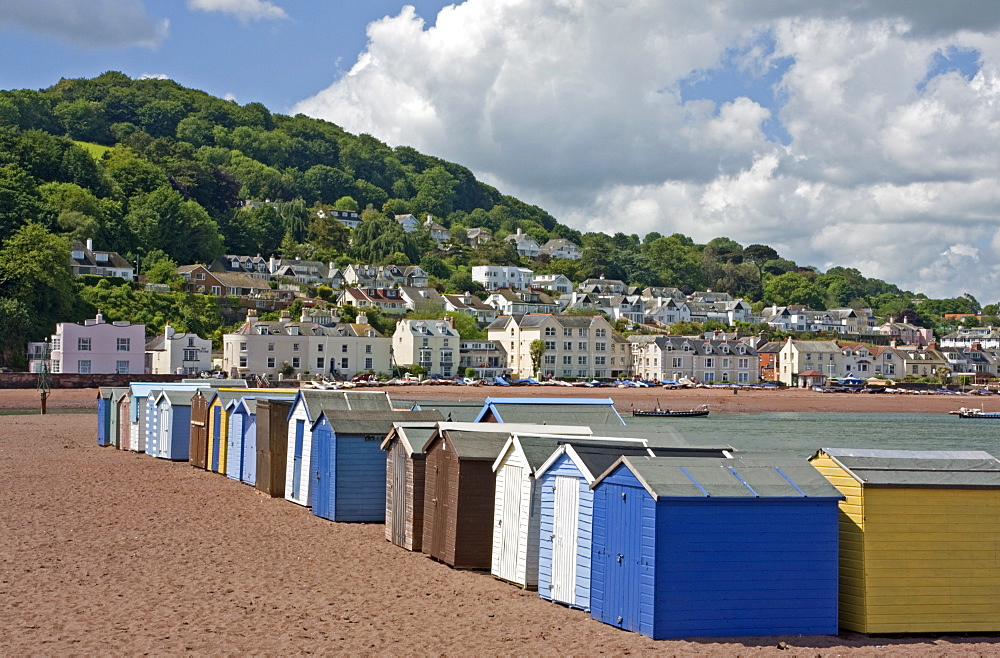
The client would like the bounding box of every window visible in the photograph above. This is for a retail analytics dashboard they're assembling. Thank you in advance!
[188,338,195,347]
[292,357,300,369]
[563,341,573,351]
[211,286,221,295]
[563,356,572,365]
[562,369,572,376]
[672,357,683,368]
[544,355,556,365]
[564,328,573,337]
[196,272,206,281]
[578,369,588,378]
[51,359,61,373]
[317,344,324,352]
[116,360,129,374]
[268,343,274,352]
[316,358,325,369]
[578,341,587,351]
[267,357,275,368]
[365,357,373,369]
[78,337,91,351]
[183,350,198,362]
[239,356,247,368]
[577,356,588,365]
[78,360,91,374]
[722,358,730,368]
[595,356,606,365]
[239,341,248,352]
[705,357,714,368]
[293,343,300,352]
[738,372,749,383]
[579,328,588,337]
[738,358,749,369]
[596,328,606,338]
[595,342,606,351]
[365,345,372,354]
[117,338,130,352]
[544,327,556,336]
[544,340,555,350]
[704,372,714,382]
[342,358,349,369]
[342,344,348,353]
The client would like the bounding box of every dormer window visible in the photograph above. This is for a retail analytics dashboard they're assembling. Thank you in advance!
[288,326,299,336]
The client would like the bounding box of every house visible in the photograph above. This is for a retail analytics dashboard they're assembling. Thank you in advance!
[578,276,627,295]
[810,447,1000,633]
[940,344,993,380]
[488,314,630,380]
[399,286,446,313]
[473,397,625,426]
[423,216,450,243]
[338,287,408,315]
[178,264,272,297]
[756,341,784,382]
[342,264,429,289]
[491,434,651,589]
[539,238,582,260]
[209,254,270,279]
[471,265,534,291]
[504,228,541,258]
[685,299,754,326]
[70,239,134,280]
[589,456,842,639]
[285,390,395,507]
[628,336,760,384]
[223,309,389,379]
[458,340,509,379]
[309,409,443,523]
[395,213,420,232]
[442,292,497,326]
[381,421,443,551]
[466,227,493,247]
[46,311,146,375]
[642,296,691,327]
[898,344,950,379]
[777,338,843,387]
[876,319,935,346]
[392,318,461,378]
[484,289,559,316]
[317,207,360,229]
[531,274,573,295]
[268,257,328,285]
[939,327,1000,349]
[146,324,212,376]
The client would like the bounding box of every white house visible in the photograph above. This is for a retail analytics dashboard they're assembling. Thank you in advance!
[539,238,582,260]
[777,339,842,386]
[471,265,534,291]
[484,289,560,316]
[532,273,573,294]
[504,228,542,258]
[395,214,420,232]
[146,324,212,375]
[392,318,461,378]
[70,239,134,280]
[629,336,759,384]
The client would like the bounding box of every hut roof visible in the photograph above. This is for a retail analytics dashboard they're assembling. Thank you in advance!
[159,389,204,406]
[437,429,512,460]
[318,409,443,435]
[497,434,650,473]
[297,390,394,417]
[813,447,1000,489]
[402,399,485,422]
[597,456,844,500]
[379,422,441,455]
[474,397,625,425]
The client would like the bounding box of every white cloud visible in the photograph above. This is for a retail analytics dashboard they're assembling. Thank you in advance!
[293,0,1000,302]
[138,73,169,80]
[0,0,167,49]
[186,0,287,23]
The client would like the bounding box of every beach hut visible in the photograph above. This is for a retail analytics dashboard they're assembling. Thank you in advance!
[126,382,205,453]
[144,391,164,456]
[535,439,734,610]
[96,387,114,446]
[117,390,131,450]
[189,389,211,469]
[226,393,298,485]
[381,422,441,551]
[474,397,626,426]
[310,409,443,523]
[491,434,652,590]
[809,447,1000,634]
[255,398,294,497]
[285,390,395,507]
[588,456,842,640]
[405,399,485,422]
[152,389,202,460]
[421,422,592,569]
[107,387,129,449]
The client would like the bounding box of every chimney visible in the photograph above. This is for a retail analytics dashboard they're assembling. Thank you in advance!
[279,310,291,323]
[269,256,276,273]
[86,238,93,251]
[972,341,982,351]
[95,309,105,324]
[516,227,522,235]
[165,322,175,339]
[447,315,455,328]
[246,308,258,322]
[300,309,311,323]
[890,339,897,348]
[356,311,369,326]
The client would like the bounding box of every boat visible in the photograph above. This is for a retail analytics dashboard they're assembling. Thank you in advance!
[632,403,709,418]
[955,406,1000,419]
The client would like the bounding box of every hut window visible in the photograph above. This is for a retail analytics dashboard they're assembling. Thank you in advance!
[365,345,372,353]
[268,343,274,351]
[239,356,247,368]
[293,343,300,352]
[365,357,372,369]
[240,342,248,352]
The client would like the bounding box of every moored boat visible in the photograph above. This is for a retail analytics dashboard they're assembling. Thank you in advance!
[956,407,1000,419]
[632,403,709,418]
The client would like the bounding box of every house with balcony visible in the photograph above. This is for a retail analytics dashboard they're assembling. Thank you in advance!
[40,311,146,375]
[939,327,1000,349]
[643,296,692,327]
[578,276,627,295]
[209,254,270,280]
[628,335,759,384]
[442,292,497,326]
[337,287,408,315]
[146,324,212,376]
[504,228,542,258]
[472,265,534,291]
[392,318,461,378]
[458,339,510,379]
[484,289,559,316]
[317,207,360,229]
[424,216,450,243]
[540,238,582,260]
[532,274,573,295]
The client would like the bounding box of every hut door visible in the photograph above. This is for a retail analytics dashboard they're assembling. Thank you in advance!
[430,446,451,559]
[496,464,523,583]
[291,419,306,501]
[159,407,171,458]
[551,476,579,606]
[596,483,642,632]
[229,413,244,480]
[243,418,256,484]
[118,400,130,451]
[390,443,407,547]
[211,406,222,471]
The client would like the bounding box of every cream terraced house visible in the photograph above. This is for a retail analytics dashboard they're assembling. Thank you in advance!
[223,309,389,379]
[488,314,630,380]
[392,318,461,378]
[628,335,759,384]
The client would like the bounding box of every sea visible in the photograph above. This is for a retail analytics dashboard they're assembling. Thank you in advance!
[626,412,1000,458]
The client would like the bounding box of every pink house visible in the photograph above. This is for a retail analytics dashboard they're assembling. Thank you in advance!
[876,319,934,347]
[47,312,146,375]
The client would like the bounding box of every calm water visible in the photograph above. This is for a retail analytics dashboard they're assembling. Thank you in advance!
[627,412,1000,458]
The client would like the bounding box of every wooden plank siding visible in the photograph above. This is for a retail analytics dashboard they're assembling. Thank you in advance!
[538,454,594,610]
[809,453,867,630]
[255,399,291,498]
[189,392,210,469]
[384,442,426,551]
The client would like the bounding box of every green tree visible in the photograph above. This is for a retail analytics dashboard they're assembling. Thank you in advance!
[333,195,359,211]
[307,211,350,254]
[125,186,223,263]
[529,339,546,378]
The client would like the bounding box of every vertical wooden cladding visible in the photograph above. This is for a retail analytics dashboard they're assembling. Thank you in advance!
[382,423,441,552]
[189,391,210,469]
[117,394,130,451]
[256,399,292,498]
[422,429,510,569]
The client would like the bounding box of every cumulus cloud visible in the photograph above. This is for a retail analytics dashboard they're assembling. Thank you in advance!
[138,73,169,80]
[293,0,1000,301]
[186,0,287,23]
[0,0,167,49]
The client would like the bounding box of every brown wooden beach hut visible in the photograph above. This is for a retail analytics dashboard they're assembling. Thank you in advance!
[382,421,446,551]
[420,422,593,569]
[256,398,293,497]
[189,389,210,469]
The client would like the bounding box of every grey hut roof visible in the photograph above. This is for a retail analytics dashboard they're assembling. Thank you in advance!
[509,435,651,473]
[318,409,443,435]
[299,390,393,416]
[396,399,485,422]
[476,398,624,425]
[379,422,441,455]
[437,429,513,460]
[813,447,1000,489]
[160,389,203,406]
[597,456,843,500]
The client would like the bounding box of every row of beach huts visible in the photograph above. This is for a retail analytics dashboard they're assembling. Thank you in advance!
[95,383,1000,640]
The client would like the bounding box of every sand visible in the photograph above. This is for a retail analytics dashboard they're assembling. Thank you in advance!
[1,392,999,654]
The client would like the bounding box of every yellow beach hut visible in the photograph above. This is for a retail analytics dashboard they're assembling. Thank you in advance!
[207,388,290,474]
[809,447,1000,634]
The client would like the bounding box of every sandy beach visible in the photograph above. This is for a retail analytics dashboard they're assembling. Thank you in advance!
[2,390,999,654]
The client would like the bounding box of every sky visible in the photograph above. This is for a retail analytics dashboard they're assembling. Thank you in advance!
[3,1,1000,304]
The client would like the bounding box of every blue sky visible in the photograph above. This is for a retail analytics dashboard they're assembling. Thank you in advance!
[3,1,1000,303]
[0,1,454,113]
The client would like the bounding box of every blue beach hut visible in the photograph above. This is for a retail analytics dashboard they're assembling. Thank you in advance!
[589,456,843,640]
[226,393,297,485]
[310,409,443,522]
[96,387,115,446]
[473,397,626,425]
[152,389,203,460]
